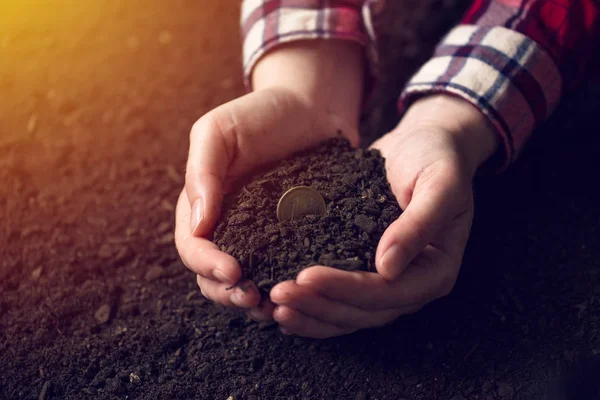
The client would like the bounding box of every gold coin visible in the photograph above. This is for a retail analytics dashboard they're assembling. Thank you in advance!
[276,186,327,222]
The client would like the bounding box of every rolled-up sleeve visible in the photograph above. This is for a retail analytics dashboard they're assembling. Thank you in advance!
[241,0,371,88]
[398,0,599,169]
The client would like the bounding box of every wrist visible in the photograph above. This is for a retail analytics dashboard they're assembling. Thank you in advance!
[251,40,365,137]
[401,95,500,174]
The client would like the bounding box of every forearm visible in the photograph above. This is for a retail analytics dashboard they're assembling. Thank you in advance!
[401,95,500,175]
[240,0,369,136]
[399,0,599,170]
[252,40,365,131]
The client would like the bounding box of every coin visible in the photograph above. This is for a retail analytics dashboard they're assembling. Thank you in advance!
[276,186,327,222]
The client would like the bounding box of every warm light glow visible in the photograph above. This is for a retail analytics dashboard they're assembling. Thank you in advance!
[0,0,103,31]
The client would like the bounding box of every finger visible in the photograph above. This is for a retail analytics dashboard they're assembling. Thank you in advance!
[297,261,456,310]
[180,245,241,284]
[198,276,261,309]
[185,88,345,237]
[175,190,241,284]
[273,306,352,338]
[270,281,403,329]
[376,166,465,280]
[247,298,276,322]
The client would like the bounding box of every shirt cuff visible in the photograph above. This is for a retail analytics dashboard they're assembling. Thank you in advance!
[241,1,372,90]
[398,25,562,170]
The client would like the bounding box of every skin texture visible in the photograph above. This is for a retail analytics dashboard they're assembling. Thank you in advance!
[174,39,499,338]
[269,95,499,337]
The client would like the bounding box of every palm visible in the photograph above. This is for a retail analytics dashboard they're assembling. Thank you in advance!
[175,87,358,314]
[266,127,476,338]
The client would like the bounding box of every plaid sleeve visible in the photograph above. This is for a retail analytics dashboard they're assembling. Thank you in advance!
[399,0,600,169]
[241,0,372,89]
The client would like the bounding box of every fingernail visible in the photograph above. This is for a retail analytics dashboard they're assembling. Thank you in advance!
[190,197,204,235]
[381,244,402,276]
[269,286,288,304]
[230,289,244,307]
[213,268,234,284]
[249,308,268,321]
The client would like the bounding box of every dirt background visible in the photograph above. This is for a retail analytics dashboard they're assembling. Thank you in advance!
[1,1,600,399]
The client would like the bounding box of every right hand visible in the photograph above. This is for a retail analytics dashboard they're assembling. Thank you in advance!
[175,40,364,321]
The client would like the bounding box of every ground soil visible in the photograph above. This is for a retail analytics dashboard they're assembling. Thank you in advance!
[213,139,401,290]
[2,1,600,400]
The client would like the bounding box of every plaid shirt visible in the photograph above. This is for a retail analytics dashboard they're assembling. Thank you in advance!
[241,0,599,167]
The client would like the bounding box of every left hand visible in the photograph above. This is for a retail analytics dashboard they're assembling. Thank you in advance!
[265,95,500,338]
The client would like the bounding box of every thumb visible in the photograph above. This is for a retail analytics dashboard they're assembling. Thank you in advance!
[376,166,463,280]
[185,112,228,237]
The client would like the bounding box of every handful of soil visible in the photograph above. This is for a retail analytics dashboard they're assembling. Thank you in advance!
[213,138,402,292]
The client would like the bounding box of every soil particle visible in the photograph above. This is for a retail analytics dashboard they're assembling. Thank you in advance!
[129,373,141,385]
[354,214,378,234]
[144,265,166,281]
[112,246,134,267]
[94,304,112,325]
[2,1,600,400]
[213,138,402,288]
[31,266,43,280]
[38,381,51,400]
[156,232,175,246]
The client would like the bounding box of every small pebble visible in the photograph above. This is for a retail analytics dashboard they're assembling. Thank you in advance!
[94,304,112,324]
[156,221,172,234]
[129,373,141,385]
[145,265,166,281]
[31,267,43,280]
[156,233,174,245]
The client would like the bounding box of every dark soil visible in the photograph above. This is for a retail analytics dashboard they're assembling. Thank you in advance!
[2,1,600,400]
[213,138,401,290]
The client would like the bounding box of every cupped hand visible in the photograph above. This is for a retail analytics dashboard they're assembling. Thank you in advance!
[175,86,359,319]
[268,95,500,338]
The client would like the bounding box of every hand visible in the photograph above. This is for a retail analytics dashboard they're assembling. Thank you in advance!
[269,95,500,338]
[175,40,364,319]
